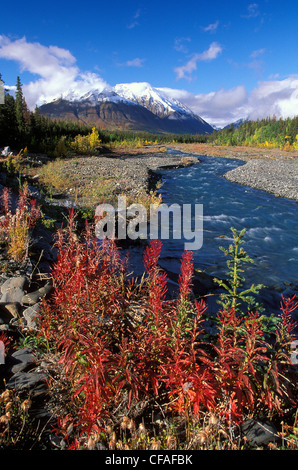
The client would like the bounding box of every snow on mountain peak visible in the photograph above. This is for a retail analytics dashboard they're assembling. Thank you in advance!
[44,81,202,122]
[114,82,193,118]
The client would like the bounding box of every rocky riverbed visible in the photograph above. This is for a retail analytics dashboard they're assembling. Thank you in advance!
[224,159,298,201]
[170,143,298,202]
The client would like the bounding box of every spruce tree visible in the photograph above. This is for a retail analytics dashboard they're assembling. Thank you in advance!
[0,73,18,147]
[15,76,29,139]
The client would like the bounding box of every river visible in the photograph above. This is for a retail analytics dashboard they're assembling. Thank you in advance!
[153,150,298,318]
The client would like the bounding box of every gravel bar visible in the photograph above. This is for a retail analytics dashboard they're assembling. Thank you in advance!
[51,151,199,204]
[224,159,298,201]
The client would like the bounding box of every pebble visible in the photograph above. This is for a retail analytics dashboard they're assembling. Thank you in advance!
[53,152,199,204]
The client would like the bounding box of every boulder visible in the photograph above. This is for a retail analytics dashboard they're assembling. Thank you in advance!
[0,276,27,304]
[23,303,41,330]
[6,371,48,396]
[241,418,279,447]
[8,347,36,374]
[21,283,53,306]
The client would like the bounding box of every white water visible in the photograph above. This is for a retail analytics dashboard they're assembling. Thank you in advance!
[156,151,298,315]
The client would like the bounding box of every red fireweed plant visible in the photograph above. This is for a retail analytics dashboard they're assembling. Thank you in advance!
[39,214,297,449]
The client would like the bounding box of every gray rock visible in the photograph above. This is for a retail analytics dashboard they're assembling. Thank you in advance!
[21,283,53,306]
[9,348,36,373]
[0,276,27,304]
[241,418,279,447]
[0,341,5,364]
[6,371,48,395]
[23,303,41,329]
[0,276,27,294]
[1,288,24,304]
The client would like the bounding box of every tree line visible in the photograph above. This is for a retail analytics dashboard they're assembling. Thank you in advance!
[2,73,298,154]
[0,74,94,153]
[0,74,210,154]
[209,116,298,150]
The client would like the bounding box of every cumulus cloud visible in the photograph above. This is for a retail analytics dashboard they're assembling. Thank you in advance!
[0,35,109,108]
[246,76,298,120]
[174,42,222,81]
[2,36,298,129]
[160,77,298,128]
[159,85,248,128]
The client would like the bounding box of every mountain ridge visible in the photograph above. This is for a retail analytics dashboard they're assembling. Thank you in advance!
[38,82,214,135]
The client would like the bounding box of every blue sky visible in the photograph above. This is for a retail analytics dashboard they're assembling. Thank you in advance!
[1,0,298,127]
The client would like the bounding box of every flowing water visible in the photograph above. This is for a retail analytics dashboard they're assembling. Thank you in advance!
[155,150,298,315]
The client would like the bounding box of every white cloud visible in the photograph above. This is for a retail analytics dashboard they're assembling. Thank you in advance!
[174,42,222,81]
[159,85,247,128]
[160,77,298,128]
[123,58,146,67]
[242,3,260,19]
[2,36,298,129]
[203,21,219,33]
[199,42,222,61]
[246,76,298,120]
[250,48,266,58]
[127,9,141,29]
[0,35,109,107]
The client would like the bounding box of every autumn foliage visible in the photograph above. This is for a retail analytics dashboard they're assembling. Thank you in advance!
[39,211,297,449]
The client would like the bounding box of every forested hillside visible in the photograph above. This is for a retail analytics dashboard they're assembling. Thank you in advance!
[209,116,298,150]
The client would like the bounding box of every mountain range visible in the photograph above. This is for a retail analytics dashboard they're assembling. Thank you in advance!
[38,82,214,135]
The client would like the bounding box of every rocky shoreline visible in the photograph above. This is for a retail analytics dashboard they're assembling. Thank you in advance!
[224,159,298,202]
[170,143,298,202]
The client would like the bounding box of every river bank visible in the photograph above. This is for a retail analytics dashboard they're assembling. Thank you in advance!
[170,143,298,202]
[19,146,198,209]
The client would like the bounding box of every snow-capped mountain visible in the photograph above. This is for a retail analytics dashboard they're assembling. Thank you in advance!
[39,82,214,135]
[114,82,196,119]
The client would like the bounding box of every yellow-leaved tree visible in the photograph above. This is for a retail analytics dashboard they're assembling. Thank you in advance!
[88,127,101,149]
